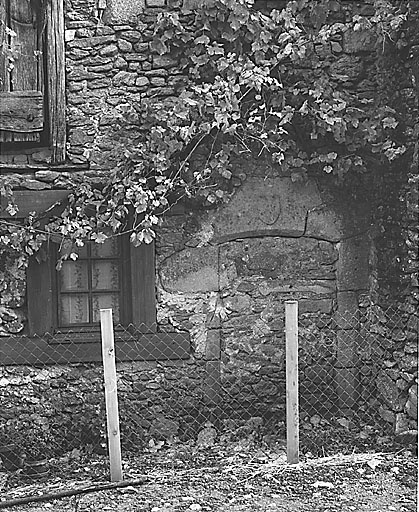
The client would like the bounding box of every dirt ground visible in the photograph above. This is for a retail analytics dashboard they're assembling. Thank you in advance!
[0,447,417,512]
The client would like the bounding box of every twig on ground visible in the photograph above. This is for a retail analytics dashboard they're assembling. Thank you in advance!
[0,477,148,509]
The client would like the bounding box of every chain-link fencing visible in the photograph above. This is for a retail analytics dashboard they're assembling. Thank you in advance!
[298,305,416,456]
[0,304,416,495]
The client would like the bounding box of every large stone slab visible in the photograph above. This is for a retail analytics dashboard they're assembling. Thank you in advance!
[336,329,360,368]
[343,29,376,54]
[305,205,344,241]
[221,237,338,282]
[159,246,235,293]
[337,234,370,291]
[106,0,145,22]
[211,177,322,243]
[376,370,405,412]
[335,291,359,329]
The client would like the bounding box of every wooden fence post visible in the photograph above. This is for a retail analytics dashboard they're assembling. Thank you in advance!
[285,300,299,464]
[100,308,123,482]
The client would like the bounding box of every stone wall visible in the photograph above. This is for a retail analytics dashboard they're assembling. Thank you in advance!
[363,4,419,438]
[0,0,417,442]
[155,167,371,420]
[0,165,372,446]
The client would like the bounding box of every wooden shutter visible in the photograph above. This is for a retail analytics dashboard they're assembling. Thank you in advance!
[130,242,157,330]
[0,0,44,142]
[27,252,55,336]
[46,0,66,163]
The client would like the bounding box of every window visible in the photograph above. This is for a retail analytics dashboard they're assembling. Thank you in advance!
[0,0,65,162]
[27,236,157,336]
[58,239,123,327]
[7,236,191,364]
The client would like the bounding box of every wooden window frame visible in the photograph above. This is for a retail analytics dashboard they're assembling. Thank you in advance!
[0,237,190,364]
[27,237,158,335]
[56,239,126,328]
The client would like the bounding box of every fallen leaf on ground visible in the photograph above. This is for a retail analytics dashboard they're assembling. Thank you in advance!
[312,481,335,489]
[366,459,382,470]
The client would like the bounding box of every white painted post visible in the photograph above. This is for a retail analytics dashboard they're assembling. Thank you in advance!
[285,300,299,464]
[100,308,123,482]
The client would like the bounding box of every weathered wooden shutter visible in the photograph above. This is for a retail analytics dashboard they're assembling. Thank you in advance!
[27,253,55,336]
[46,0,66,163]
[130,242,157,330]
[0,0,44,142]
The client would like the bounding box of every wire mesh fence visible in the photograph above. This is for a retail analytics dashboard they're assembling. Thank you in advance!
[0,303,416,494]
[298,305,416,456]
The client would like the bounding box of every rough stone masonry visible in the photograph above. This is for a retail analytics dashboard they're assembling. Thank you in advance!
[0,0,417,446]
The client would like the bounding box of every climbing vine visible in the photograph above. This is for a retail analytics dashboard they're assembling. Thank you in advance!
[0,0,414,264]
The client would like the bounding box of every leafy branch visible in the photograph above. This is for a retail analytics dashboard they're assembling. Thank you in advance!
[0,0,412,261]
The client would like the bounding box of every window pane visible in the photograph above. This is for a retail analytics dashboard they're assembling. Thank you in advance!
[60,294,89,324]
[92,261,119,291]
[91,238,119,258]
[92,294,120,323]
[60,261,88,291]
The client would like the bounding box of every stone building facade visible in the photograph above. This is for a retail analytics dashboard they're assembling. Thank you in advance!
[0,0,417,445]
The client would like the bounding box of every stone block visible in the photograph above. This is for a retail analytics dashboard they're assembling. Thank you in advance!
[399,354,418,371]
[379,405,395,423]
[222,238,336,282]
[34,169,57,181]
[343,29,376,54]
[405,384,418,419]
[329,55,364,82]
[152,55,177,68]
[336,329,359,368]
[112,71,137,86]
[335,291,359,329]
[205,361,221,404]
[337,234,370,291]
[205,330,221,360]
[376,370,405,412]
[160,246,229,293]
[106,0,145,22]
[305,206,343,242]
[114,56,128,69]
[225,294,251,312]
[136,76,150,87]
[404,341,418,354]
[146,0,165,6]
[212,177,323,243]
[395,413,410,435]
[67,35,116,49]
[117,39,132,52]
[99,44,118,57]
[118,30,142,42]
[21,179,50,191]
[299,299,333,314]
[65,29,76,42]
[88,78,112,89]
[67,68,103,81]
[253,379,278,397]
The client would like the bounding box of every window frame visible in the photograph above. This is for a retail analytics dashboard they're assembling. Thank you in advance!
[0,233,190,364]
[28,236,159,335]
[56,238,126,329]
